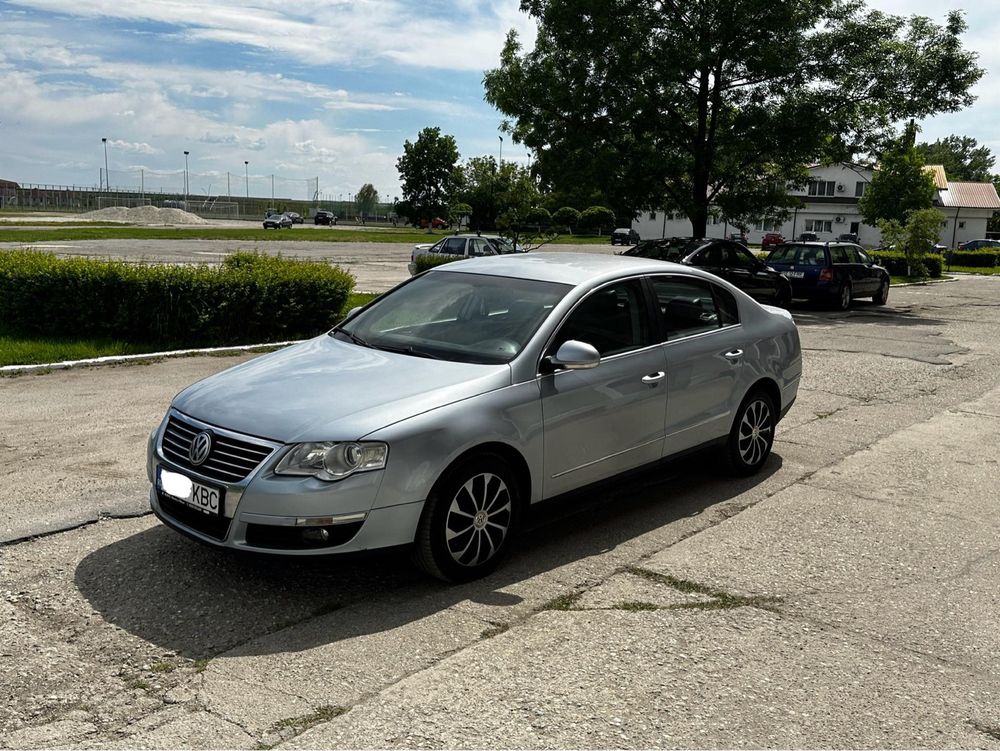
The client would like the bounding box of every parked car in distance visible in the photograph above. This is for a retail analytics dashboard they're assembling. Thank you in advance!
[761,233,785,251]
[285,212,304,224]
[611,228,640,246]
[623,237,792,307]
[764,241,889,310]
[728,232,748,244]
[797,232,820,242]
[314,210,338,226]
[147,253,801,581]
[409,234,520,274]
[263,213,293,229]
[837,233,860,244]
[958,239,1000,251]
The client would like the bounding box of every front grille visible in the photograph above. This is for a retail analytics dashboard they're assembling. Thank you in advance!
[158,492,232,541]
[161,415,273,483]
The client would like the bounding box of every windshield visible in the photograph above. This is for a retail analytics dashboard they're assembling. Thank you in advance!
[333,271,571,364]
[624,239,703,262]
[766,244,827,265]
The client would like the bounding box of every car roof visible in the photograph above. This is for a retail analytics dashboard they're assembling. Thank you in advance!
[431,251,719,287]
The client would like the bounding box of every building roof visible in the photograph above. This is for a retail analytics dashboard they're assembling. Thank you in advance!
[924,165,949,190]
[0,179,19,189]
[938,181,1000,209]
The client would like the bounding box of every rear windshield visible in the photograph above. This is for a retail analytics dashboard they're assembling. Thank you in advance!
[625,240,702,262]
[767,244,828,265]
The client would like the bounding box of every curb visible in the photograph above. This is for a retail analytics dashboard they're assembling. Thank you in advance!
[0,340,303,376]
[891,276,959,288]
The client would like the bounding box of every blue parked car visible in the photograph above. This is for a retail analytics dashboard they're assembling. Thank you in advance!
[765,242,889,310]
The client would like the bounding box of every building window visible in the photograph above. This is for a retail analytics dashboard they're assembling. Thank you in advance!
[754,220,782,232]
[959,221,966,229]
[808,180,836,197]
[649,212,656,220]
[855,181,867,197]
[804,219,833,234]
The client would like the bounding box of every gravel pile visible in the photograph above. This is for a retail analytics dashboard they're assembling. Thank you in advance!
[80,206,210,225]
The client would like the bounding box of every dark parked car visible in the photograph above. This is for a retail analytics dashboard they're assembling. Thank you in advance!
[761,233,785,251]
[764,242,889,310]
[611,228,640,246]
[958,239,1000,251]
[314,210,338,225]
[285,212,304,224]
[837,233,860,244]
[623,238,792,307]
[263,213,293,230]
[797,232,820,242]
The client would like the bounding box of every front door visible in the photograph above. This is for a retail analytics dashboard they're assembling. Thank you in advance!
[540,279,667,497]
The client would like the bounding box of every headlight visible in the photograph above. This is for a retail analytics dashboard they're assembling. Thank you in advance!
[274,441,388,481]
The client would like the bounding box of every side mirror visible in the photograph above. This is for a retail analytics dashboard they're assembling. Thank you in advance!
[346,306,362,318]
[547,340,601,370]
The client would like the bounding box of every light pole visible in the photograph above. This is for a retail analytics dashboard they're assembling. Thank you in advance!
[498,135,503,168]
[244,161,249,199]
[183,150,190,206]
[271,174,274,202]
[101,137,109,191]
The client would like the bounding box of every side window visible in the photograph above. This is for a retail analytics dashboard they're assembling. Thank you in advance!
[441,238,466,255]
[853,248,871,264]
[728,245,757,269]
[702,246,724,266]
[469,239,494,257]
[829,246,849,264]
[650,277,720,340]
[552,280,651,357]
[712,284,740,327]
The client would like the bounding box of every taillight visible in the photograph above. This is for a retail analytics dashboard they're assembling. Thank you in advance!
[819,267,834,283]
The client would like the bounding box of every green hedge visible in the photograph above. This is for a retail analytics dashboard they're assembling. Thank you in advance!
[945,249,1000,268]
[870,250,942,278]
[0,251,354,346]
[413,254,463,273]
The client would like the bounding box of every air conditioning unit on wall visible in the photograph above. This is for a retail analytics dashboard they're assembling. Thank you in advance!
[837,184,845,192]
[835,215,844,223]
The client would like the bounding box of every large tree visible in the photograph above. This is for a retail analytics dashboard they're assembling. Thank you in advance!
[355,183,379,220]
[454,156,541,231]
[396,127,461,224]
[915,135,995,182]
[484,1,982,237]
[859,127,936,226]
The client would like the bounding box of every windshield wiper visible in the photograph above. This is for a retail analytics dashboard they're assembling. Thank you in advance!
[371,342,446,360]
[331,328,371,348]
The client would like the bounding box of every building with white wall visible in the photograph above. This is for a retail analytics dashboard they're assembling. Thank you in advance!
[631,163,999,248]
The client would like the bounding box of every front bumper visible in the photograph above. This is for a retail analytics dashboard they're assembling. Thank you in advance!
[147,411,424,556]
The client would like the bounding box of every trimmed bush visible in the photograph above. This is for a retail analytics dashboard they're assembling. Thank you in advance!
[945,249,1000,267]
[870,250,942,278]
[579,206,616,234]
[413,253,463,273]
[0,251,354,346]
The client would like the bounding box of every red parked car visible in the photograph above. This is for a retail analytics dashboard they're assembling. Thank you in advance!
[761,232,785,250]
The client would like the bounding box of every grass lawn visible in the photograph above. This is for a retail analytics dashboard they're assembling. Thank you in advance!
[0,292,381,368]
[941,265,1000,275]
[0,224,616,246]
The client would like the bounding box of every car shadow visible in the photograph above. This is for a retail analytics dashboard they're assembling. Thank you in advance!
[787,298,946,329]
[74,451,783,659]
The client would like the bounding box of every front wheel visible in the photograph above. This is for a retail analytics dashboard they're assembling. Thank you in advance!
[413,454,521,582]
[723,390,775,476]
[872,278,889,305]
[775,283,792,309]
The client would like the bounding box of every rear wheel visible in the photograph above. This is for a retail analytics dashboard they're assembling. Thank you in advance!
[414,454,521,582]
[834,281,852,311]
[723,390,775,476]
[872,278,889,305]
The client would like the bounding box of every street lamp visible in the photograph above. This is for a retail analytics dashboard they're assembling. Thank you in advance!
[498,135,503,168]
[183,150,190,206]
[101,137,109,191]
[244,161,249,199]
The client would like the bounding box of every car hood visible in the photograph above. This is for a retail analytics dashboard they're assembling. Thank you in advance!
[171,335,511,444]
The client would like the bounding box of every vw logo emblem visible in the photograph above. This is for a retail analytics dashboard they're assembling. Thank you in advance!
[189,431,213,466]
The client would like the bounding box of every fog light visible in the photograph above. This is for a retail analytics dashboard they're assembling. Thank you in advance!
[301,527,330,544]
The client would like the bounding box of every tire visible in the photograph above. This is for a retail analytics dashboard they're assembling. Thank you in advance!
[834,280,852,311]
[775,283,792,309]
[872,278,889,305]
[413,453,522,583]
[723,390,776,476]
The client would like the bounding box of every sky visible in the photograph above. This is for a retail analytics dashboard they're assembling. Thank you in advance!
[0,0,997,203]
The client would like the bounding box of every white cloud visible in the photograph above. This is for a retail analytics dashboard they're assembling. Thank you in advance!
[108,139,159,154]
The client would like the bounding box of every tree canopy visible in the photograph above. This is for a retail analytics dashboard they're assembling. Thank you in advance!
[484,0,983,237]
[396,127,461,223]
[915,135,995,182]
[859,128,936,226]
[355,183,379,218]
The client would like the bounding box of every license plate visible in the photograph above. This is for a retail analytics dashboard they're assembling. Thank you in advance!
[157,467,224,516]
[786,271,805,278]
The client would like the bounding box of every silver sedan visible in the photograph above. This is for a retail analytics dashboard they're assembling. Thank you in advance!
[147,253,801,581]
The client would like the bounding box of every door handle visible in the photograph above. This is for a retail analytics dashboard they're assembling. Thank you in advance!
[641,371,665,384]
[724,349,743,361]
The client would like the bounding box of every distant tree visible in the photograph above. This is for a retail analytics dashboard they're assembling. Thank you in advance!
[355,183,379,220]
[860,127,937,226]
[915,135,995,182]
[990,175,1000,233]
[484,3,983,238]
[524,206,551,226]
[455,156,543,234]
[552,206,581,233]
[397,127,461,224]
[449,202,473,228]
[579,206,616,235]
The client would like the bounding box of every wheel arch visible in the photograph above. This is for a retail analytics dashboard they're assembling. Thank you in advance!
[744,377,781,420]
[431,441,532,508]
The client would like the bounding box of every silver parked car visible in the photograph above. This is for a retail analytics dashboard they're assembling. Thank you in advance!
[147,253,801,581]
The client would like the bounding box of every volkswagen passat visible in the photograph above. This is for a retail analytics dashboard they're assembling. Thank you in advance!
[147,253,801,581]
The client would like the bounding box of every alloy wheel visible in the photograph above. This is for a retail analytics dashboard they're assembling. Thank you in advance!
[737,398,772,467]
[445,472,512,567]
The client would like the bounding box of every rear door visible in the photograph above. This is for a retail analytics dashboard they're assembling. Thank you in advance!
[849,246,879,295]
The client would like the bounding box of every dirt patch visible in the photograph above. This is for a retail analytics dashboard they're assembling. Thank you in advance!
[79,206,210,225]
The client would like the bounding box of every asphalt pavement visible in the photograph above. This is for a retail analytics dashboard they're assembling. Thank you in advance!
[1,276,999,748]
